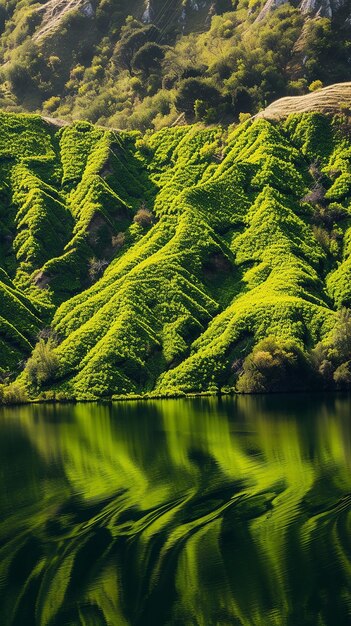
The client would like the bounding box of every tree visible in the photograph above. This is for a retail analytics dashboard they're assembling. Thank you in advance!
[311,308,351,388]
[233,87,254,116]
[175,78,221,118]
[331,308,351,362]
[114,23,161,71]
[236,336,310,393]
[132,43,165,74]
[25,339,59,386]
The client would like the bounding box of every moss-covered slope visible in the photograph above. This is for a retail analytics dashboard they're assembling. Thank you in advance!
[2,110,351,398]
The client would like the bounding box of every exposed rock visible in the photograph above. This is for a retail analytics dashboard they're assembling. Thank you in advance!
[256,0,289,22]
[256,0,350,20]
[300,0,333,16]
[42,116,70,128]
[34,0,95,41]
[142,1,153,23]
[32,271,52,289]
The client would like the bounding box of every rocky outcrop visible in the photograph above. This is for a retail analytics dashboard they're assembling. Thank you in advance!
[255,0,289,22]
[256,0,350,20]
[300,0,350,15]
[34,0,95,41]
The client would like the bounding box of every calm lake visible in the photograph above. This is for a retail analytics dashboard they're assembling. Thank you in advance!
[0,395,350,626]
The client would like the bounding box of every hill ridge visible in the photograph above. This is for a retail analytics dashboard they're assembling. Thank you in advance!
[1,107,351,400]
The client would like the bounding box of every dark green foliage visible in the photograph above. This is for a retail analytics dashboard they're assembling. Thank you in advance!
[312,308,351,388]
[132,42,165,74]
[236,337,312,393]
[175,78,222,120]
[0,1,350,129]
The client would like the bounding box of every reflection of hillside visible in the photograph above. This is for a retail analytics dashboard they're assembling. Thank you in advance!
[0,397,350,625]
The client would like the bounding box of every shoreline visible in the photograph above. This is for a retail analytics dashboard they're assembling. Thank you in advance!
[1,387,350,408]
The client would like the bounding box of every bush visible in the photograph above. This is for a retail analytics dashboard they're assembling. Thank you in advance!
[132,43,165,74]
[309,80,323,92]
[38,327,61,343]
[175,78,221,119]
[25,339,59,386]
[340,102,351,116]
[311,308,351,388]
[43,96,60,113]
[112,232,126,250]
[88,257,108,282]
[133,207,154,227]
[239,112,251,124]
[331,308,351,362]
[302,183,326,205]
[333,361,351,388]
[1,382,28,405]
[237,336,310,393]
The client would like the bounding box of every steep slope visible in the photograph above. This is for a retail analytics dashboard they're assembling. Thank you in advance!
[0,111,154,377]
[0,0,350,130]
[50,114,340,398]
[2,107,351,399]
[0,268,45,373]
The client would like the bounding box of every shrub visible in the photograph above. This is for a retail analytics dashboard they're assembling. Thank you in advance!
[239,112,251,124]
[25,339,59,386]
[38,327,61,343]
[340,102,351,116]
[233,87,254,115]
[302,183,326,205]
[132,43,165,74]
[88,257,108,282]
[43,96,60,113]
[309,160,323,181]
[237,337,310,393]
[133,207,154,227]
[312,225,330,251]
[311,308,351,387]
[287,79,308,95]
[112,232,126,250]
[1,382,28,405]
[309,80,323,92]
[331,308,351,362]
[175,78,221,118]
[333,361,351,388]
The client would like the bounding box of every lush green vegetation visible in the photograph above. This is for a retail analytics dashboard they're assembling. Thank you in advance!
[2,109,351,400]
[0,0,350,129]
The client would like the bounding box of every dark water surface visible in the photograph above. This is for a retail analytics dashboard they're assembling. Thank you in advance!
[0,395,351,626]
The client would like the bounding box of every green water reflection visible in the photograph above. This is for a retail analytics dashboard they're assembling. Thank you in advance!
[0,395,350,626]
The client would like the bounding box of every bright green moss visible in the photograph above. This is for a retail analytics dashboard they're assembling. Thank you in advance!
[1,111,351,399]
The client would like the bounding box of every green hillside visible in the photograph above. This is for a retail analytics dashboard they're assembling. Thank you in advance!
[0,0,350,129]
[2,108,351,401]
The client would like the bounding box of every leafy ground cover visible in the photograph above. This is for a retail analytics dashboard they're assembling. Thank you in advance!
[1,109,351,400]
